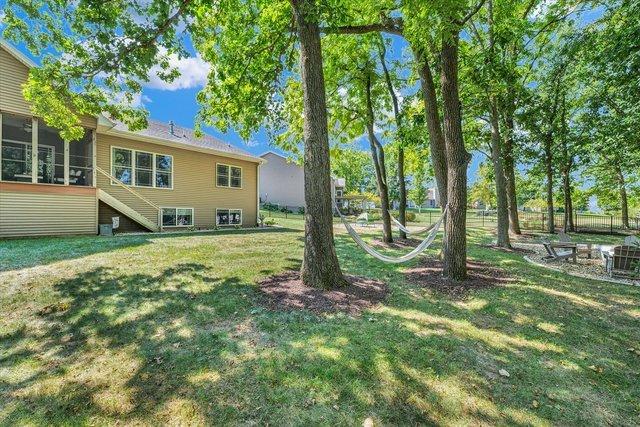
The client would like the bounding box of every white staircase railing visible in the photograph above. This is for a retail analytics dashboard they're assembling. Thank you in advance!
[95,165,161,231]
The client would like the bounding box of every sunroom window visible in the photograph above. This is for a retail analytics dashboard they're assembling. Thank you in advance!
[1,114,33,182]
[162,207,193,227]
[68,130,93,186]
[216,209,242,226]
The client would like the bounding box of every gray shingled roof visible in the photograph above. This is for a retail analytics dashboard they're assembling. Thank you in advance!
[110,119,257,160]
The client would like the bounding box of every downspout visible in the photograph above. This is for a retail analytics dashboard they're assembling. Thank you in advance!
[256,163,261,226]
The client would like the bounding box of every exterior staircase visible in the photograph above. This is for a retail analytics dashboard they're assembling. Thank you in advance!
[95,166,160,232]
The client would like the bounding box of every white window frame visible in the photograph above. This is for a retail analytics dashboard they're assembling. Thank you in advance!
[216,208,243,226]
[110,145,174,190]
[135,151,154,187]
[215,163,242,189]
[161,207,194,227]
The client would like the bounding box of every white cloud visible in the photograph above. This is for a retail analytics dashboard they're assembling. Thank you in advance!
[111,91,151,108]
[145,53,210,91]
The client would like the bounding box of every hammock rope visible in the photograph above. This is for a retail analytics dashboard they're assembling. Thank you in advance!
[390,215,437,235]
[335,204,448,263]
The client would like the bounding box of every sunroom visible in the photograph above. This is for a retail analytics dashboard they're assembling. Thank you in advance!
[0,113,94,186]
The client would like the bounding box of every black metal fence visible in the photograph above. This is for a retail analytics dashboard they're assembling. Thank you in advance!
[261,205,639,235]
[474,210,640,233]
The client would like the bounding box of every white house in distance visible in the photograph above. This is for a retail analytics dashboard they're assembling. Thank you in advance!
[259,151,344,210]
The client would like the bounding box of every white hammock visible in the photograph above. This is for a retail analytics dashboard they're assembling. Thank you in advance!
[335,204,448,263]
[390,215,437,235]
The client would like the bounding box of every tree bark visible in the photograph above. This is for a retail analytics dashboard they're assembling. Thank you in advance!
[562,169,574,232]
[397,147,407,239]
[440,33,469,280]
[378,40,407,239]
[544,133,555,234]
[503,111,521,234]
[560,126,574,232]
[489,100,511,248]
[292,0,347,288]
[616,166,630,228]
[365,73,393,243]
[413,46,448,209]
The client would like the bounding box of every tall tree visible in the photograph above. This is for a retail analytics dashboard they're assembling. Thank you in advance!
[377,37,408,239]
[290,0,348,287]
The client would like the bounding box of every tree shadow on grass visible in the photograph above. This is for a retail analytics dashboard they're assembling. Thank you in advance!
[1,231,639,425]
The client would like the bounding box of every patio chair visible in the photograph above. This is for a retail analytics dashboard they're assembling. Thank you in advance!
[602,245,640,277]
[558,231,572,243]
[541,240,577,263]
[355,212,370,227]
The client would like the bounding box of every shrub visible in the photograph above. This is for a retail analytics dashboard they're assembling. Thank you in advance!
[405,212,416,222]
[265,218,276,226]
[297,206,305,215]
[280,207,293,214]
[262,202,279,212]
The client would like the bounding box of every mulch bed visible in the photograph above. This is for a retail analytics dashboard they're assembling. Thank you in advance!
[405,259,514,298]
[258,271,388,315]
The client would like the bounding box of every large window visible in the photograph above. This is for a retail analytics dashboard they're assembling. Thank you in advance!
[1,114,93,186]
[216,208,242,226]
[216,163,242,188]
[162,207,193,227]
[111,147,173,189]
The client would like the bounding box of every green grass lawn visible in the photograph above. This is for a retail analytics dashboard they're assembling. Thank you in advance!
[1,226,639,425]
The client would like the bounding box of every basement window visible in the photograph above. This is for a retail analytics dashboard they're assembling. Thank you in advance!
[162,207,194,227]
[216,209,242,226]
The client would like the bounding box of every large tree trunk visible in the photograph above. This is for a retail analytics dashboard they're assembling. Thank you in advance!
[544,134,555,234]
[440,33,469,280]
[616,166,630,228]
[413,46,448,209]
[292,0,347,288]
[489,100,511,248]
[503,112,521,234]
[365,74,393,243]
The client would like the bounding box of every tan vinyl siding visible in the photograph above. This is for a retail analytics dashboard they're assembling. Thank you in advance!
[96,134,258,228]
[0,46,32,116]
[0,188,97,237]
[0,45,97,128]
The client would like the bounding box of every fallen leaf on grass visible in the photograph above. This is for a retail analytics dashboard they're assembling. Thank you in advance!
[499,369,510,377]
[588,365,603,373]
[531,400,539,409]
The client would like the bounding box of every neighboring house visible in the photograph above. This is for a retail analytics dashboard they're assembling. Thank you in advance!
[258,151,344,210]
[425,187,440,208]
[0,40,264,238]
